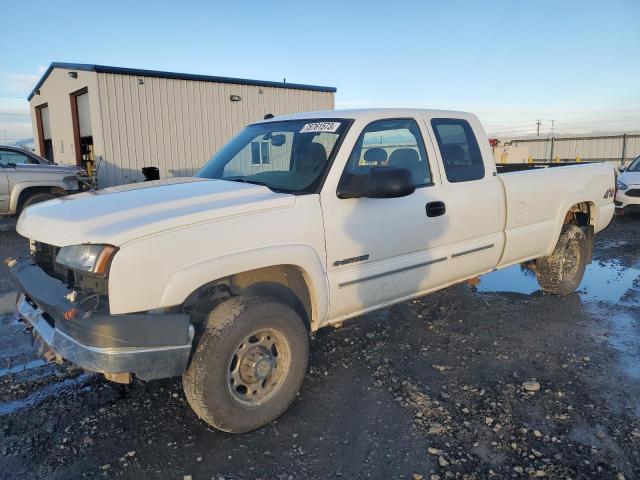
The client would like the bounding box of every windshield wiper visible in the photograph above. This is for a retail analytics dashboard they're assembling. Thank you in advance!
[225,177,275,190]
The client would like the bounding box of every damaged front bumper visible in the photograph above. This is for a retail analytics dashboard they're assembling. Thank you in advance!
[9,258,194,381]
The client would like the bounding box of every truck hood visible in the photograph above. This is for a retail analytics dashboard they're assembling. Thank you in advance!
[619,170,640,187]
[17,177,295,246]
[8,163,81,177]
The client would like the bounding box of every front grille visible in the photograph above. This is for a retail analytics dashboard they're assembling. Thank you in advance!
[32,241,110,307]
[33,242,67,280]
[625,189,640,198]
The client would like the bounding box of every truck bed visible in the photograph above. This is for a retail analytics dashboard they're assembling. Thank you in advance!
[496,161,616,268]
[496,161,596,174]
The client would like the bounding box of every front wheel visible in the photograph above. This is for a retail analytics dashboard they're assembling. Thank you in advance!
[20,192,59,213]
[535,224,589,295]
[182,295,309,433]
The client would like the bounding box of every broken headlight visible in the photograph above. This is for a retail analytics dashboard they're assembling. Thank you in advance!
[56,244,117,274]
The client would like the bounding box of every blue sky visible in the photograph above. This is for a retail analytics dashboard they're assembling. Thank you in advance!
[1,0,639,142]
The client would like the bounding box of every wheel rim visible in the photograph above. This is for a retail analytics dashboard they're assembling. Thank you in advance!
[227,328,291,405]
[563,239,581,278]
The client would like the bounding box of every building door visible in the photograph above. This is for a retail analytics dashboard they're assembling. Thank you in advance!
[36,104,54,162]
[71,89,94,172]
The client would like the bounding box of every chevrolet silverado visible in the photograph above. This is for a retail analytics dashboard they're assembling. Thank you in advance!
[8,109,615,432]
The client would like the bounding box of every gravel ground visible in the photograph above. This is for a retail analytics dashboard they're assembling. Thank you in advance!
[0,215,639,480]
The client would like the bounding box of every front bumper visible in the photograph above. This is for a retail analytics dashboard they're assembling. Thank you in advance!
[615,188,640,210]
[10,258,194,381]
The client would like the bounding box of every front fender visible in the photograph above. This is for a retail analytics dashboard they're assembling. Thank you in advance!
[161,244,329,329]
[110,244,330,330]
[9,181,73,213]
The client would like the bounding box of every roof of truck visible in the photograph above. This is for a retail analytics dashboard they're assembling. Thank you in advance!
[262,108,475,123]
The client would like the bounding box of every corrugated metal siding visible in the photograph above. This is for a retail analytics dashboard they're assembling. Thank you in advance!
[96,73,334,186]
[501,131,640,167]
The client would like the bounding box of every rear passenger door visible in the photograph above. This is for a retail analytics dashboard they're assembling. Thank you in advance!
[427,117,505,282]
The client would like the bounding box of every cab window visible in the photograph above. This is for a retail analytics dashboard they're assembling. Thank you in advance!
[343,118,431,186]
[431,118,485,183]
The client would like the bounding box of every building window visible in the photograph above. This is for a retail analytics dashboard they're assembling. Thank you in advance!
[251,141,271,165]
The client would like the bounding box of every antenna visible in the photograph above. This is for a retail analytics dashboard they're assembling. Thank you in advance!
[536,120,541,136]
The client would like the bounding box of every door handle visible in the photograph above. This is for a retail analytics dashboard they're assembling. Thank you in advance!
[426,201,446,217]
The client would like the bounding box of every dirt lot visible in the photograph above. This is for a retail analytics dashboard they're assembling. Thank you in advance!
[0,215,639,480]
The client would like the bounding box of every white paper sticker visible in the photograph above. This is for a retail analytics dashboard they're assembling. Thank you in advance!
[299,122,341,133]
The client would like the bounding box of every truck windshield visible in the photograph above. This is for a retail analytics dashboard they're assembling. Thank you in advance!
[197,119,350,193]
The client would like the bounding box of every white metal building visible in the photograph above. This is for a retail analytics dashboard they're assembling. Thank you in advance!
[28,63,336,186]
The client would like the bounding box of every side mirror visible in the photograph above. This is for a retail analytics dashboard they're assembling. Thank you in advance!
[270,134,286,147]
[338,167,416,199]
[618,165,626,173]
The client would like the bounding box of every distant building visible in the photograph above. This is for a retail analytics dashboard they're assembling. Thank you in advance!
[28,63,336,186]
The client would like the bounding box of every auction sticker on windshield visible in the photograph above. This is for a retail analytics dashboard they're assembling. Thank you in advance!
[299,122,341,133]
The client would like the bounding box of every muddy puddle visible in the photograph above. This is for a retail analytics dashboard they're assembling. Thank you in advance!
[0,290,17,315]
[0,358,47,378]
[0,373,92,416]
[477,259,640,384]
[477,259,640,305]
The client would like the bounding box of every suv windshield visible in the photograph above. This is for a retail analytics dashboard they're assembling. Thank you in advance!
[197,119,350,193]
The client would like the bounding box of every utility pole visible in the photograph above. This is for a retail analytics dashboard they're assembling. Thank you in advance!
[551,120,555,135]
[536,120,541,136]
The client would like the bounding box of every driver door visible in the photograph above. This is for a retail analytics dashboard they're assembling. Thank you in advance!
[321,118,452,321]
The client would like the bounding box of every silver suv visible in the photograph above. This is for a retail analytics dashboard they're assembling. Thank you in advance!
[0,146,85,216]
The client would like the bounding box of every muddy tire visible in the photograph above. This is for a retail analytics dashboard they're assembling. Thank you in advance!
[20,193,58,213]
[535,224,589,295]
[182,295,309,433]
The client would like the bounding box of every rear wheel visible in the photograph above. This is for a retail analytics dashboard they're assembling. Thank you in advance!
[535,224,589,295]
[182,295,309,433]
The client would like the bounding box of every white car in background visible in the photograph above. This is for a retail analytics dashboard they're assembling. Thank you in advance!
[616,155,640,214]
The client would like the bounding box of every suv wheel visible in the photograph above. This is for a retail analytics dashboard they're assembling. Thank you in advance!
[182,295,309,433]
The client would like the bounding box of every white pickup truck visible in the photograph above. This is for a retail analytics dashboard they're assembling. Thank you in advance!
[9,109,615,433]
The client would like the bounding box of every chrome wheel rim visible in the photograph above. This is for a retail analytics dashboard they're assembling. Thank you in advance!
[227,328,291,405]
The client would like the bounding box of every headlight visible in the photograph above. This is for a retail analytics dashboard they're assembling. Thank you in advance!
[63,175,79,188]
[617,181,628,191]
[56,244,117,274]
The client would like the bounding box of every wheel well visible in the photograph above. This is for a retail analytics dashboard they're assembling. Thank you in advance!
[184,265,313,332]
[563,202,595,263]
[564,202,593,227]
[16,186,65,213]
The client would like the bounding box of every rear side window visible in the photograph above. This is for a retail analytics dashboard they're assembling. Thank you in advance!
[431,118,484,183]
[0,150,31,165]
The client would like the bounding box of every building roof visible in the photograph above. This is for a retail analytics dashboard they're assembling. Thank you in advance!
[27,62,337,101]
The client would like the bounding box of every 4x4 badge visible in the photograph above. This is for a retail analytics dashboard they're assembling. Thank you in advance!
[604,188,615,199]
